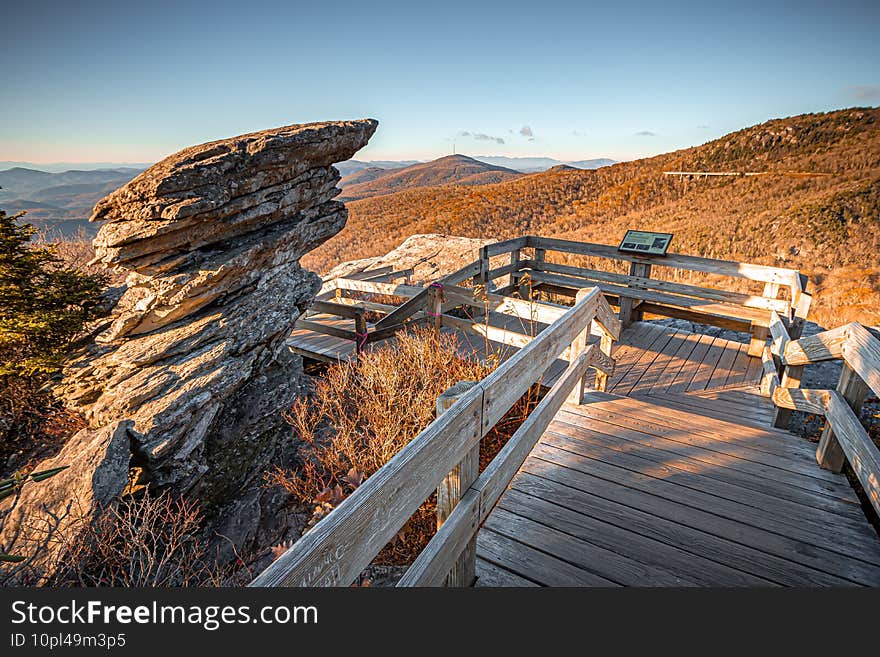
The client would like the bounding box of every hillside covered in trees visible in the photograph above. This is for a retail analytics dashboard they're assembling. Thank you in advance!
[338,154,522,201]
[305,108,880,327]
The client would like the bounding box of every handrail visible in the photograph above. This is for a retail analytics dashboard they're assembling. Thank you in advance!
[252,287,620,587]
[398,340,608,586]
[303,276,584,352]
[472,235,810,355]
[525,235,803,287]
[765,322,880,515]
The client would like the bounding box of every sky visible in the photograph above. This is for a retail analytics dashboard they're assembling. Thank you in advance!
[1,0,879,165]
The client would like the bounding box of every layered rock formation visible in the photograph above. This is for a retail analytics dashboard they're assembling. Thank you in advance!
[2,119,377,566]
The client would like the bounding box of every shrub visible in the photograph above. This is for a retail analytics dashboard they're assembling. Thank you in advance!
[0,210,107,474]
[0,210,107,377]
[47,490,223,587]
[267,327,541,566]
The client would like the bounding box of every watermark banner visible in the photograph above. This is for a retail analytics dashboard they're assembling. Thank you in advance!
[0,588,875,652]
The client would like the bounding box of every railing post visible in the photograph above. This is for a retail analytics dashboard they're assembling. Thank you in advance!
[427,283,443,333]
[595,328,614,392]
[771,363,802,429]
[629,261,652,324]
[618,260,651,328]
[566,288,593,405]
[435,381,480,586]
[476,245,492,293]
[748,325,770,358]
[354,308,367,358]
[816,363,869,472]
[509,247,522,292]
[533,247,546,268]
[525,247,546,301]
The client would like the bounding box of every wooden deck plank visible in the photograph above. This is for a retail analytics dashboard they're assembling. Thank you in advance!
[623,330,690,396]
[568,397,814,484]
[475,558,539,587]
[575,393,819,461]
[647,331,703,393]
[499,488,772,586]
[687,383,765,400]
[541,422,877,546]
[550,413,871,525]
[686,335,729,392]
[608,327,677,393]
[552,409,861,514]
[476,529,619,587]
[531,438,880,569]
[485,507,694,586]
[525,445,880,582]
[665,391,774,421]
[640,393,774,426]
[605,324,661,386]
[509,470,857,587]
[674,388,773,416]
[665,333,717,394]
[745,353,764,384]
[725,343,753,386]
[705,337,742,390]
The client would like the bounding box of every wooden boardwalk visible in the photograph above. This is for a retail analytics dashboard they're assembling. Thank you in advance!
[288,316,880,586]
[254,238,880,590]
[475,391,880,587]
[290,317,880,585]
[287,308,549,365]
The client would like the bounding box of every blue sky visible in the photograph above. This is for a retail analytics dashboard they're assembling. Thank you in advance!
[1,0,878,164]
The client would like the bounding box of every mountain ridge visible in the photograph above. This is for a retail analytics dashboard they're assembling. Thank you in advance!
[0,167,141,236]
[339,154,523,201]
[304,107,880,328]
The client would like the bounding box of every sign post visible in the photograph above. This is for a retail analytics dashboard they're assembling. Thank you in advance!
[616,230,673,327]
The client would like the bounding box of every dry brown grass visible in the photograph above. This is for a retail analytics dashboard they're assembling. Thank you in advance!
[267,327,541,565]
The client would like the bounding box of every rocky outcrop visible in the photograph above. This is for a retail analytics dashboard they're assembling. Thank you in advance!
[3,119,377,566]
[324,233,494,283]
[0,422,132,570]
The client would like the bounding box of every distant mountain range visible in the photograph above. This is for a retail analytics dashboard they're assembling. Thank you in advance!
[0,167,142,236]
[335,160,420,177]
[1,153,616,236]
[0,161,151,174]
[471,156,617,172]
[339,155,523,200]
[336,155,616,177]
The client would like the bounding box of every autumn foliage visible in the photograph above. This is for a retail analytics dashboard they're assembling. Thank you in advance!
[305,108,880,328]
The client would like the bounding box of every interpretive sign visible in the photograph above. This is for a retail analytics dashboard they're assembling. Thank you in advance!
[617,230,673,256]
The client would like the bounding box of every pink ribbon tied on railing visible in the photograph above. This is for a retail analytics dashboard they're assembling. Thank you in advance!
[355,331,369,350]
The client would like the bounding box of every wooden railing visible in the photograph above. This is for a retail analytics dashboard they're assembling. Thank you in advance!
[297,262,483,356]
[763,321,880,515]
[251,286,621,587]
[298,236,809,361]
[473,236,810,357]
